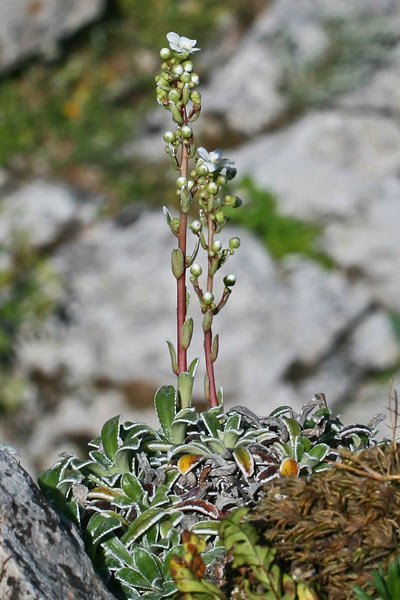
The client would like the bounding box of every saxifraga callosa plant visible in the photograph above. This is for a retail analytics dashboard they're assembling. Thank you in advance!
[38,33,383,600]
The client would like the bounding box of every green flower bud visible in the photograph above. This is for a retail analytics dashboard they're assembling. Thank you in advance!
[171,248,184,279]
[168,89,181,103]
[169,102,183,124]
[190,169,197,178]
[190,91,201,105]
[176,176,187,188]
[207,182,218,195]
[181,125,192,139]
[203,292,214,305]
[182,83,190,106]
[183,60,193,72]
[190,220,202,233]
[161,62,168,71]
[224,274,236,287]
[160,47,172,60]
[180,72,191,84]
[191,73,200,85]
[187,179,194,190]
[211,240,222,252]
[215,211,226,224]
[181,317,194,351]
[190,263,202,277]
[217,174,227,186]
[196,163,208,176]
[231,196,243,208]
[163,130,176,143]
[229,237,241,250]
[172,64,184,76]
[180,186,192,214]
[171,218,180,234]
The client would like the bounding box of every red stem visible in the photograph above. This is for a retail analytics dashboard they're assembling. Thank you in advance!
[204,328,218,407]
[177,120,189,374]
[204,215,218,407]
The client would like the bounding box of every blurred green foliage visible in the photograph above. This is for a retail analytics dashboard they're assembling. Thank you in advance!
[225,177,334,267]
[0,237,60,411]
[279,15,400,113]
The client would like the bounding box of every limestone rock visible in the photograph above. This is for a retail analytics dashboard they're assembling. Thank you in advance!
[230,111,400,223]
[0,180,99,249]
[321,179,400,312]
[0,448,114,599]
[349,310,400,371]
[0,0,106,73]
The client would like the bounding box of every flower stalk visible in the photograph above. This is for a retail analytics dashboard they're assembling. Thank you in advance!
[157,32,242,410]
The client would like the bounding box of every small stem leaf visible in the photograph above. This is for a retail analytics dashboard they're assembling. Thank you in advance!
[188,357,199,377]
[180,186,192,214]
[163,206,172,227]
[101,416,121,461]
[186,238,200,267]
[166,340,178,375]
[154,385,177,441]
[177,371,194,409]
[204,373,210,403]
[171,248,185,279]
[181,318,194,351]
[217,387,224,407]
[211,334,219,362]
[203,311,213,332]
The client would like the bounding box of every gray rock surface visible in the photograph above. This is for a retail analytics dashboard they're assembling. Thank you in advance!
[0,180,98,249]
[0,0,106,73]
[0,448,114,599]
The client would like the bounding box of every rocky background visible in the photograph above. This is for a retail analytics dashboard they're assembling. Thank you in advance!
[0,0,399,476]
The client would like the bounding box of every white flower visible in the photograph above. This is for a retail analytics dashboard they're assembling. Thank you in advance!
[166,32,201,55]
[197,147,235,173]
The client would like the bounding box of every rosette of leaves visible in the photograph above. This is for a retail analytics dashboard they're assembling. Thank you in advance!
[39,392,380,599]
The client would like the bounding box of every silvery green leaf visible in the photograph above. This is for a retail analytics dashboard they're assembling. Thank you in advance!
[122,472,147,504]
[166,340,178,375]
[224,414,241,431]
[122,508,166,546]
[102,537,135,568]
[282,416,302,443]
[201,410,222,437]
[101,416,121,461]
[190,520,220,535]
[142,522,159,546]
[223,428,243,449]
[294,440,305,462]
[114,448,132,474]
[177,372,193,409]
[149,490,170,509]
[269,405,293,418]
[154,385,176,441]
[116,567,153,590]
[162,580,178,597]
[82,457,110,479]
[201,436,225,454]
[88,436,101,449]
[170,442,212,457]
[173,407,198,425]
[86,513,122,557]
[64,500,81,528]
[273,441,293,459]
[308,443,330,461]
[133,547,162,583]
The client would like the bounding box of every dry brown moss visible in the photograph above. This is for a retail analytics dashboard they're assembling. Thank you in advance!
[251,443,400,600]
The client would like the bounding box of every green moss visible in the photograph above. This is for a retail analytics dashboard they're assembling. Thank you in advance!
[225,177,334,267]
[279,15,400,114]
